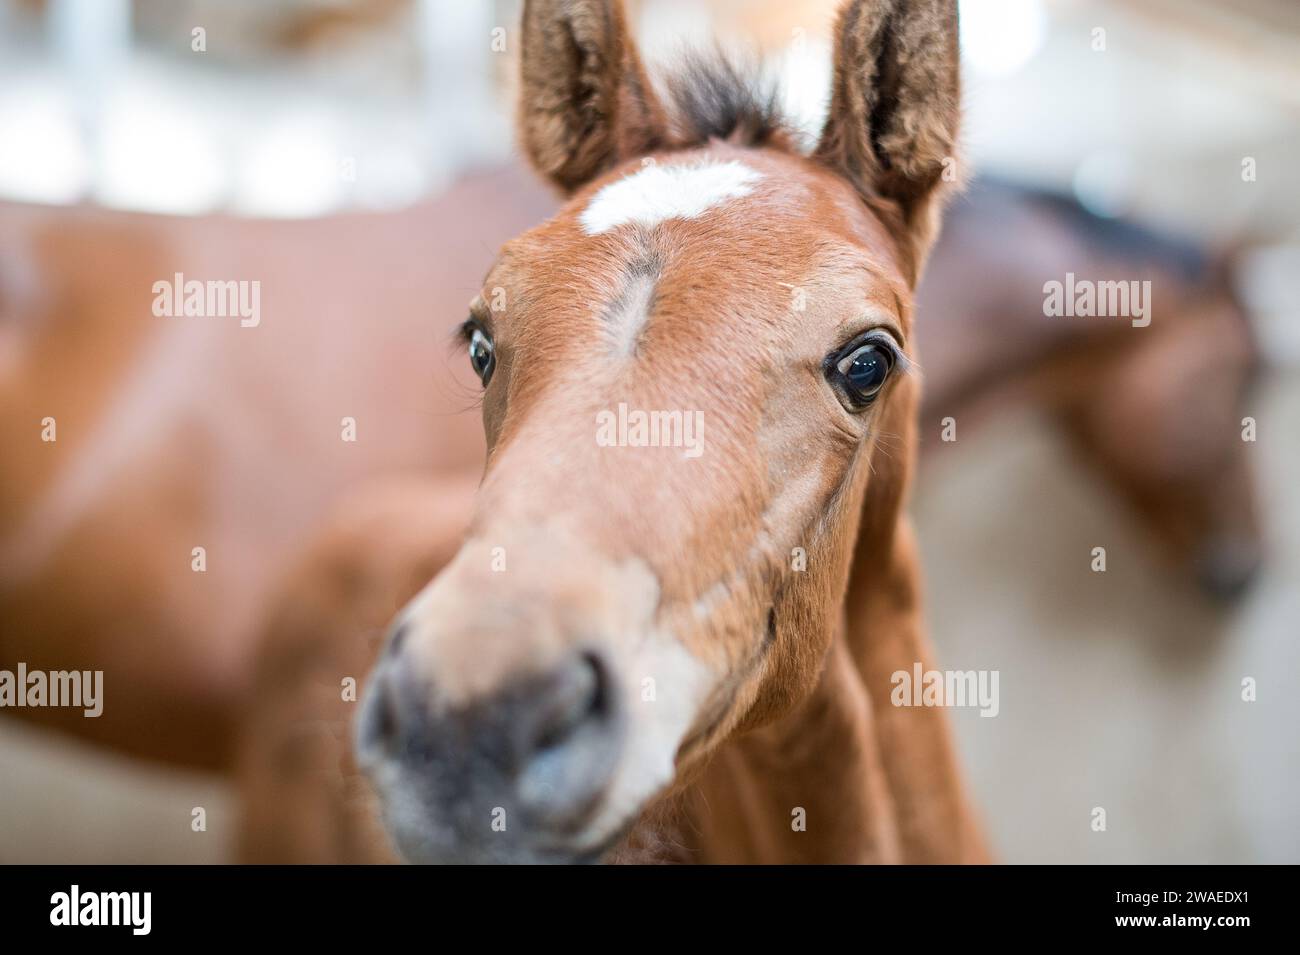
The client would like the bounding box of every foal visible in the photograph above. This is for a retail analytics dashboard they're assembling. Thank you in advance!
[242,0,986,863]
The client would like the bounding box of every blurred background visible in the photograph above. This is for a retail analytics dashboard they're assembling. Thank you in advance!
[1,0,1297,862]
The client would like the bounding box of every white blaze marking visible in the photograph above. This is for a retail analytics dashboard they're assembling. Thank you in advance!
[579,160,763,235]
[605,269,657,356]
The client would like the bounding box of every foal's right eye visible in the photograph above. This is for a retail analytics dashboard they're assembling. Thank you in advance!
[468,326,495,384]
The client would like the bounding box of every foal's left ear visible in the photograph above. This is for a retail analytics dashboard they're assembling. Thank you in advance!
[815,0,962,283]
[518,0,667,194]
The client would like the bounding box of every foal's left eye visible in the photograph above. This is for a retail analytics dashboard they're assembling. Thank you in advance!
[468,326,495,384]
[832,340,896,407]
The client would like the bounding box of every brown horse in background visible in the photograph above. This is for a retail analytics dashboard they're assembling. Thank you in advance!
[918,182,1261,598]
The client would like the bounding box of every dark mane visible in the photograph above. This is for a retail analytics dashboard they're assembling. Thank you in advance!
[659,50,794,150]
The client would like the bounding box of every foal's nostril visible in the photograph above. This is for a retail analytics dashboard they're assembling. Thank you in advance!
[531,652,609,752]
[517,652,621,824]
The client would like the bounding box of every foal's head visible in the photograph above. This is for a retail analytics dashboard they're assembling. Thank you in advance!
[358,0,961,863]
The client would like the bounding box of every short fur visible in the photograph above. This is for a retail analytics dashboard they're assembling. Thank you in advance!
[340,0,985,863]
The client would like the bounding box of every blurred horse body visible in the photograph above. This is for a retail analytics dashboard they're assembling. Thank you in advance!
[0,168,547,766]
[919,181,1261,594]
[0,170,1258,774]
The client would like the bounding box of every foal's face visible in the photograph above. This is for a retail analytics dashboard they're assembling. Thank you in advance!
[357,0,961,863]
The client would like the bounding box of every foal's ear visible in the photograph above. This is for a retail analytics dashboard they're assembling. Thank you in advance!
[519,0,667,194]
[814,0,962,281]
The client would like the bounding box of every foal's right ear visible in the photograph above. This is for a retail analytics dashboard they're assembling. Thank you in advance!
[519,0,667,194]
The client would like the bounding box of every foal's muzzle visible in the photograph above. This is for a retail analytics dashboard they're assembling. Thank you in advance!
[356,645,625,863]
